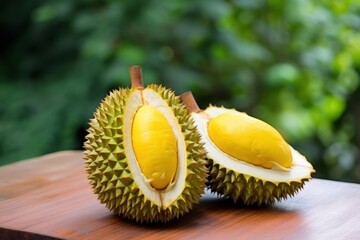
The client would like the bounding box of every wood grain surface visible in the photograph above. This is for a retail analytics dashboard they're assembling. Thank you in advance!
[0,151,360,240]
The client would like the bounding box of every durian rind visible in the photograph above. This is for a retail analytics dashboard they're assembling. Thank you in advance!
[208,159,308,205]
[84,85,207,222]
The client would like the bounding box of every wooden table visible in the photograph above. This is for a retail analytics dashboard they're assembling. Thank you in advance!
[0,151,360,240]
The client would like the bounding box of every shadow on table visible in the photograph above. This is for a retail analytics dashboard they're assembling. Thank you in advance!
[113,191,301,230]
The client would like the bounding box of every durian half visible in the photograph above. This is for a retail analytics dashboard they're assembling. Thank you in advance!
[181,92,315,205]
[83,67,207,222]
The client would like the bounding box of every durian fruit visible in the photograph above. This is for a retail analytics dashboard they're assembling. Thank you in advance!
[83,66,207,223]
[181,92,315,205]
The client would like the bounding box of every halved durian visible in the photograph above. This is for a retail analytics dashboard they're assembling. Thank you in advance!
[83,67,207,222]
[181,92,315,205]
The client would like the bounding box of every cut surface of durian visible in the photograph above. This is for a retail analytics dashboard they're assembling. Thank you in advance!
[192,106,314,184]
[123,87,187,209]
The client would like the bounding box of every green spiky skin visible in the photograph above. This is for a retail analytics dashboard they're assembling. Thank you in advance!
[208,159,310,205]
[83,85,208,223]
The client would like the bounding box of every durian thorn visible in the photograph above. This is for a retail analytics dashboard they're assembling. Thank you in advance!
[129,65,144,90]
[180,91,201,113]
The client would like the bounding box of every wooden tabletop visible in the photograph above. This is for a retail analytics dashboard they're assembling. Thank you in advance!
[0,151,360,240]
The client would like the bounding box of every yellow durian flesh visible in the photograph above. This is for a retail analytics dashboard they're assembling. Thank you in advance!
[207,112,292,170]
[132,104,178,190]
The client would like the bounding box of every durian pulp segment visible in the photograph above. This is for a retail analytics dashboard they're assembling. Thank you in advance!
[132,105,178,190]
[207,112,292,170]
[123,88,187,209]
[192,107,314,183]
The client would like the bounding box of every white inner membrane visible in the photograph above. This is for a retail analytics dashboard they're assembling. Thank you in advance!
[123,89,186,208]
[192,106,314,183]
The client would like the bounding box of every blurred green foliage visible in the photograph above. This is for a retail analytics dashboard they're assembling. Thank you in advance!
[1,0,360,182]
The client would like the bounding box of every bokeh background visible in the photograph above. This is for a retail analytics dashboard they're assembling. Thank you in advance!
[1,0,360,182]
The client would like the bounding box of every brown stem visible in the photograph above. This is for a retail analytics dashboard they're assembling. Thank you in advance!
[129,66,144,89]
[180,91,201,113]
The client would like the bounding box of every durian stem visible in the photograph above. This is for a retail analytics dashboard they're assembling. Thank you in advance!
[129,66,144,89]
[180,91,201,113]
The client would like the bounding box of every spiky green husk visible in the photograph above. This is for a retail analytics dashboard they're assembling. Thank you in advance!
[84,85,208,222]
[208,159,309,205]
